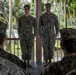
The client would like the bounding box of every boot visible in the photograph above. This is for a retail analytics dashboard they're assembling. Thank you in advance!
[44,60,49,67]
[26,60,32,68]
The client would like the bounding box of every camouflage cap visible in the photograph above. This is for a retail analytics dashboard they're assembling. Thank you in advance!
[45,3,51,7]
[60,28,76,40]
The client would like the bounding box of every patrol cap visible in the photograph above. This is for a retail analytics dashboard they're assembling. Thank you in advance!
[45,3,51,7]
[24,4,30,9]
[60,28,76,40]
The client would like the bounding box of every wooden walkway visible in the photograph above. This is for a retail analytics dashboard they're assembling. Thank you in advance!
[26,56,63,75]
[26,62,46,75]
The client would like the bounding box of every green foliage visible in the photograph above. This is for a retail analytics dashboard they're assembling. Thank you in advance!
[55,40,61,50]
[71,0,76,10]
[32,0,34,3]
[57,0,61,3]
[57,0,64,3]
[2,0,76,30]
[49,0,53,3]
[42,2,45,13]
[14,0,20,6]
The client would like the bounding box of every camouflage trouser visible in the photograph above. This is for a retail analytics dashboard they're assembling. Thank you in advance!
[20,38,34,60]
[42,38,55,61]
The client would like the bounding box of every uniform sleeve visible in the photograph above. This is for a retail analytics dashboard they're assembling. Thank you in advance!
[1,50,26,70]
[12,55,26,70]
[8,53,26,70]
[42,64,57,75]
[0,57,28,75]
[54,16,59,37]
[18,18,21,37]
[42,68,51,75]
[33,18,37,37]
[38,16,42,37]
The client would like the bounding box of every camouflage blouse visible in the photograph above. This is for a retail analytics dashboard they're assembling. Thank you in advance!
[0,48,26,70]
[0,57,28,75]
[42,56,76,75]
[18,15,37,39]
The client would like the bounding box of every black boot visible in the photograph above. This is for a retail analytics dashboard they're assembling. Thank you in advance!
[26,60,32,68]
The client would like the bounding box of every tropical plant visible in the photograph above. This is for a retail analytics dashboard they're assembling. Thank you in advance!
[1,0,76,29]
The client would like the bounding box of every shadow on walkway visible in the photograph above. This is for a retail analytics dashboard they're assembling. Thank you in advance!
[26,62,45,75]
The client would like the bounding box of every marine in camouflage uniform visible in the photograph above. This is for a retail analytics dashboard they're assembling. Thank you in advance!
[0,15,27,70]
[0,57,29,75]
[42,28,76,75]
[38,3,59,64]
[18,5,36,66]
[42,56,76,75]
[0,33,26,70]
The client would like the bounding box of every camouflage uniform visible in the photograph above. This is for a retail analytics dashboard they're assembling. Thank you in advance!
[18,15,36,60]
[66,69,76,75]
[38,13,59,60]
[0,57,29,75]
[42,28,76,75]
[42,56,76,75]
[0,48,26,70]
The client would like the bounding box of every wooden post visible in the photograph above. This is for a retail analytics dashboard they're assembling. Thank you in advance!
[36,0,42,63]
[46,0,49,3]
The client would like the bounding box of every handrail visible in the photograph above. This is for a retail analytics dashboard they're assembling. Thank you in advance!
[5,38,61,40]
[6,38,20,40]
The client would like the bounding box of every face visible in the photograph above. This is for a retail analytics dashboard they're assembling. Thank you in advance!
[45,5,51,12]
[24,7,30,14]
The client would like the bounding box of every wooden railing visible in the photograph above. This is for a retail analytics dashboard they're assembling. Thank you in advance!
[3,38,64,62]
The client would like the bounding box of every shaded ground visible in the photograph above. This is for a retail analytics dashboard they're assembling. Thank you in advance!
[26,62,45,75]
[26,56,63,75]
